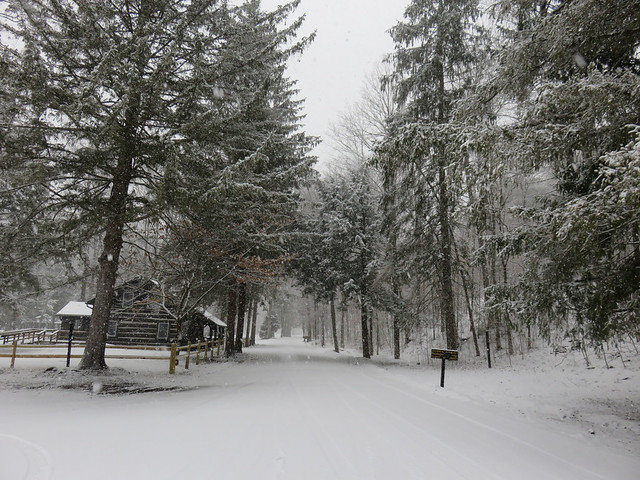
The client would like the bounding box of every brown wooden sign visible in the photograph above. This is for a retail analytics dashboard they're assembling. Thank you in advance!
[431,348,458,361]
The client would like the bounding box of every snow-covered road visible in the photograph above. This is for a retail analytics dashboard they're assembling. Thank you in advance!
[1,337,638,479]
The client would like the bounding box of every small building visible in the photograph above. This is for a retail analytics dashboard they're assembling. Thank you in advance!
[179,309,227,345]
[203,311,227,340]
[56,301,93,341]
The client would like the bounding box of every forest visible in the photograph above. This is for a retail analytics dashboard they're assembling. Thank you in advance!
[1,0,639,368]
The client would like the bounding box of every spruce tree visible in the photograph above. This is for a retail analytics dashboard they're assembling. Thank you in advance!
[160,0,316,356]
[480,0,640,344]
[379,0,483,350]
[0,0,313,368]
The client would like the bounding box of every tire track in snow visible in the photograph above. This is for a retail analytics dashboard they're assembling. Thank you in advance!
[356,365,624,480]
[0,434,53,480]
[330,381,471,479]
[329,372,506,480]
[282,365,362,479]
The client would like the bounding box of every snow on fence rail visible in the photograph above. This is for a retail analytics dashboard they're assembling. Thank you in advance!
[0,339,224,374]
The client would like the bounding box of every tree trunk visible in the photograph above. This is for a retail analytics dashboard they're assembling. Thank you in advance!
[340,300,345,349]
[249,296,258,346]
[80,158,132,370]
[235,280,246,353]
[438,164,458,350]
[376,313,380,355]
[330,295,339,353]
[454,240,481,356]
[313,300,318,343]
[461,273,481,356]
[225,281,237,356]
[478,233,499,350]
[369,305,374,355]
[393,282,401,359]
[244,296,253,347]
[433,4,458,351]
[503,258,514,356]
[360,295,371,358]
[321,302,326,347]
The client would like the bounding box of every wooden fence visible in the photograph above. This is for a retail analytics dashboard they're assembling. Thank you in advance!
[0,338,224,374]
[0,328,60,345]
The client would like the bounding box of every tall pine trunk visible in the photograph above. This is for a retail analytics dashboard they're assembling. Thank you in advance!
[503,257,514,356]
[79,12,145,369]
[80,158,132,370]
[225,281,237,356]
[249,296,258,346]
[454,241,481,356]
[438,164,458,350]
[360,294,371,358]
[393,282,401,359]
[235,281,246,352]
[321,303,326,347]
[330,295,339,353]
[340,299,346,349]
[244,296,253,347]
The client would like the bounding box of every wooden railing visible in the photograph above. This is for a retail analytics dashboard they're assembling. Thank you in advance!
[169,339,224,374]
[0,338,224,373]
[0,328,60,345]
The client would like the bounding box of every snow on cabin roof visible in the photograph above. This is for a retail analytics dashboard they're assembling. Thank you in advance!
[203,310,227,327]
[56,301,93,317]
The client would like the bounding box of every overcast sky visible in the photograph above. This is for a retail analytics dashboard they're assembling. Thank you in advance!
[261,0,408,170]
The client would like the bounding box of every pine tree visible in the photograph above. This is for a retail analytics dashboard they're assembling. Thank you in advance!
[159,0,316,356]
[0,0,313,368]
[479,0,640,344]
[379,0,483,350]
[292,167,382,358]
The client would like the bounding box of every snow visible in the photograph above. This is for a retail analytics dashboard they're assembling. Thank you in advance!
[55,302,92,317]
[0,337,638,480]
[202,310,227,327]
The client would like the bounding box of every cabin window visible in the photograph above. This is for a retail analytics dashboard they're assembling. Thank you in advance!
[122,290,134,307]
[107,320,118,337]
[157,321,170,341]
[150,300,161,313]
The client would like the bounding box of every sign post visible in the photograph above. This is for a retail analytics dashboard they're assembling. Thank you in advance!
[431,348,458,388]
[66,322,74,368]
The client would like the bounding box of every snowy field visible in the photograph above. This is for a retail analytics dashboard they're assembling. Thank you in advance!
[0,337,638,480]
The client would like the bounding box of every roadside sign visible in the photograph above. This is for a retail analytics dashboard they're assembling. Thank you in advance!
[431,348,459,387]
[431,348,458,361]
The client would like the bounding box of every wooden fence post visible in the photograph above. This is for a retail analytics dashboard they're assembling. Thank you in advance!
[10,340,18,368]
[196,342,201,365]
[204,340,209,361]
[185,343,191,370]
[169,343,177,374]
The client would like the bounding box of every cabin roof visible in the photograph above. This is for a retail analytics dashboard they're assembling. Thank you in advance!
[56,301,93,317]
[203,310,227,327]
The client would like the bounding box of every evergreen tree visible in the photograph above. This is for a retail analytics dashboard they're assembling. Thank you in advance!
[293,166,382,358]
[160,0,316,356]
[480,0,640,344]
[378,0,483,350]
[0,0,313,368]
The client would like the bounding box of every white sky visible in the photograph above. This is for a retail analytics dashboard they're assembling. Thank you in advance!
[261,0,408,170]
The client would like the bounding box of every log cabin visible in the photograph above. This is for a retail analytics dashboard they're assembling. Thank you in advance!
[57,278,226,346]
[57,278,178,345]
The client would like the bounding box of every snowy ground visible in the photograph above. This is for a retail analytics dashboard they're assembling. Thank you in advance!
[0,337,638,480]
